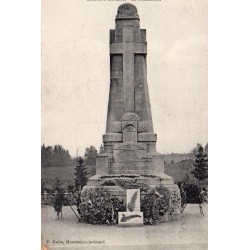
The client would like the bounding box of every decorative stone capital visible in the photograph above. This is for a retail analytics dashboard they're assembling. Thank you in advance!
[116,3,139,20]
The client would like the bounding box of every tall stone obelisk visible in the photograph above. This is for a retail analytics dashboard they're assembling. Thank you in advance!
[83,6,181,218]
[103,3,157,155]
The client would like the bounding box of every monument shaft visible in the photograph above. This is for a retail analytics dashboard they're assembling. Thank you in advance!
[104,4,155,157]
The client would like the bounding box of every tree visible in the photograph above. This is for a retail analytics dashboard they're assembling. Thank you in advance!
[183,174,190,184]
[84,146,98,165]
[99,144,105,154]
[74,157,88,190]
[191,144,208,185]
[41,144,73,167]
[53,145,71,167]
[205,143,208,156]
[41,144,53,167]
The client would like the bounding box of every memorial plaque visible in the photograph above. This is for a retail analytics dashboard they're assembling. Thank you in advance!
[118,189,144,226]
[118,212,144,226]
[126,189,140,212]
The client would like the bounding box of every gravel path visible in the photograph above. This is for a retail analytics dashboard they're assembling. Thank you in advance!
[41,204,207,250]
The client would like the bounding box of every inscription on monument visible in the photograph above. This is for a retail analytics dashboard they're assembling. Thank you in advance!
[123,124,137,143]
[122,112,140,121]
[117,149,138,161]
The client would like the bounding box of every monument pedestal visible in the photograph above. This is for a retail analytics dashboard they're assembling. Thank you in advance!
[83,146,176,199]
[82,173,174,197]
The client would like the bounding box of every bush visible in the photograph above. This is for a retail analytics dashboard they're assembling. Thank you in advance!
[77,185,181,225]
[177,182,206,204]
[78,187,125,225]
[141,186,170,224]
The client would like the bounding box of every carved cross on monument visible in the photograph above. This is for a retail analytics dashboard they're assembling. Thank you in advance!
[105,3,155,137]
[110,41,146,111]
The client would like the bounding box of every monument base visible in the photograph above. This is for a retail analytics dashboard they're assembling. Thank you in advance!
[82,173,174,197]
[81,175,182,223]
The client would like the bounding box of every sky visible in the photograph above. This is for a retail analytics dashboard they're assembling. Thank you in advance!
[42,0,207,157]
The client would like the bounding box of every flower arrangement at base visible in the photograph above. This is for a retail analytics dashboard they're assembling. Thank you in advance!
[141,185,171,225]
[78,187,125,225]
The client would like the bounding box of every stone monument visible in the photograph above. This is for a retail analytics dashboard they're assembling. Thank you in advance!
[82,3,181,220]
